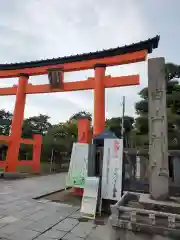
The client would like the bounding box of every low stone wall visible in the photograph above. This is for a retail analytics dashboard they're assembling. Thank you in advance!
[108,192,180,240]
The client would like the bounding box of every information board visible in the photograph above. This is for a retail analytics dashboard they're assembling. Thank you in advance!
[101,139,123,201]
[80,177,99,219]
[66,143,89,188]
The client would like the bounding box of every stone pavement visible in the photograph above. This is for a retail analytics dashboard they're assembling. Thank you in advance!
[0,173,108,240]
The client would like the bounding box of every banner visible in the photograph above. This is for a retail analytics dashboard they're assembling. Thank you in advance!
[80,177,99,219]
[101,139,123,201]
[66,143,89,188]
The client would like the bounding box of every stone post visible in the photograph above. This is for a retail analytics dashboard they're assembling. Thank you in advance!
[148,57,169,200]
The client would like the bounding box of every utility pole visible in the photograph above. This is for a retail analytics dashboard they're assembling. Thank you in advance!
[121,96,125,141]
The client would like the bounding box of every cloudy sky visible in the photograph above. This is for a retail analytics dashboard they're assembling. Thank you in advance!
[0,0,179,124]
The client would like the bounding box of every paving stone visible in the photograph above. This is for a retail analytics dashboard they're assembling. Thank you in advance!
[0,216,19,224]
[55,211,72,218]
[24,210,50,221]
[55,207,79,218]
[56,205,79,214]
[33,236,53,240]
[37,199,51,204]
[0,232,10,239]
[86,224,111,240]
[5,229,39,240]
[71,222,95,238]
[0,219,34,235]
[47,213,66,224]
[26,215,63,233]
[38,229,67,239]
[53,218,79,232]
[70,211,83,219]
[62,232,84,240]
[12,206,43,219]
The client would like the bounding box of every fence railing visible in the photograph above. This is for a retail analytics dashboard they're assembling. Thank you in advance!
[123,148,180,196]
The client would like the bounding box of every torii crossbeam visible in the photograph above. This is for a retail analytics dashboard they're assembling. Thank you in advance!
[0,35,160,172]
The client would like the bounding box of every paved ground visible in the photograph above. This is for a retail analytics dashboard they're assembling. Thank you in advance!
[0,173,109,240]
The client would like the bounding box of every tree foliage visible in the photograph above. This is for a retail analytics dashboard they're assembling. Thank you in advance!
[22,114,52,138]
[106,116,134,147]
[69,111,92,121]
[0,109,12,135]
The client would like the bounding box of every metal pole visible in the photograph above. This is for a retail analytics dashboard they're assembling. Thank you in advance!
[121,96,125,197]
[50,148,54,173]
[121,96,125,140]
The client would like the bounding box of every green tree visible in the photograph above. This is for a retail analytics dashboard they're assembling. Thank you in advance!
[0,109,12,135]
[69,111,92,121]
[41,121,77,162]
[22,114,52,138]
[105,116,134,147]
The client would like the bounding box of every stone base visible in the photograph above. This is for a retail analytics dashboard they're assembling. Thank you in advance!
[0,172,28,179]
[109,192,180,240]
[139,193,180,214]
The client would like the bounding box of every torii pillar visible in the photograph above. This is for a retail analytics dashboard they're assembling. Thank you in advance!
[74,116,92,196]
[5,74,29,172]
[93,64,106,136]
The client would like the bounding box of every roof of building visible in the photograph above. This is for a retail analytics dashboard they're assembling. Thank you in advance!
[93,129,118,140]
[0,35,160,70]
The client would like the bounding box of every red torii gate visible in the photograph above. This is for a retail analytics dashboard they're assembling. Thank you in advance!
[0,36,159,172]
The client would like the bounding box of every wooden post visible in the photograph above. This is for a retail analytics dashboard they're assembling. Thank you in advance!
[32,134,42,173]
[93,64,106,136]
[5,74,29,172]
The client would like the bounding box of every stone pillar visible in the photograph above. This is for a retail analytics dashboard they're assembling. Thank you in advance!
[93,64,106,136]
[6,74,29,172]
[136,155,141,179]
[148,58,169,200]
[173,156,180,186]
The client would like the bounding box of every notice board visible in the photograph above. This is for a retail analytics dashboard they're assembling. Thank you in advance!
[66,143,89,188]
[80,176,99,219]
[101,139,123,201]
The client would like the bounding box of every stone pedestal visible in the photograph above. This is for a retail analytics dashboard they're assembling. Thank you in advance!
[109,192,180,240]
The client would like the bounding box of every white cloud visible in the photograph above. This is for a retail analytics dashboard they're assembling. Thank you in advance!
[0,0,154,124]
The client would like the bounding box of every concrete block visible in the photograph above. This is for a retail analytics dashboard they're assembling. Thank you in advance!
[53,218,79,232]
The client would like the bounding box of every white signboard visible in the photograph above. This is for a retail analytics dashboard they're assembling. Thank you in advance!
[80,177,99,219]
[101,139,123,201]
[66,143,89,188]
